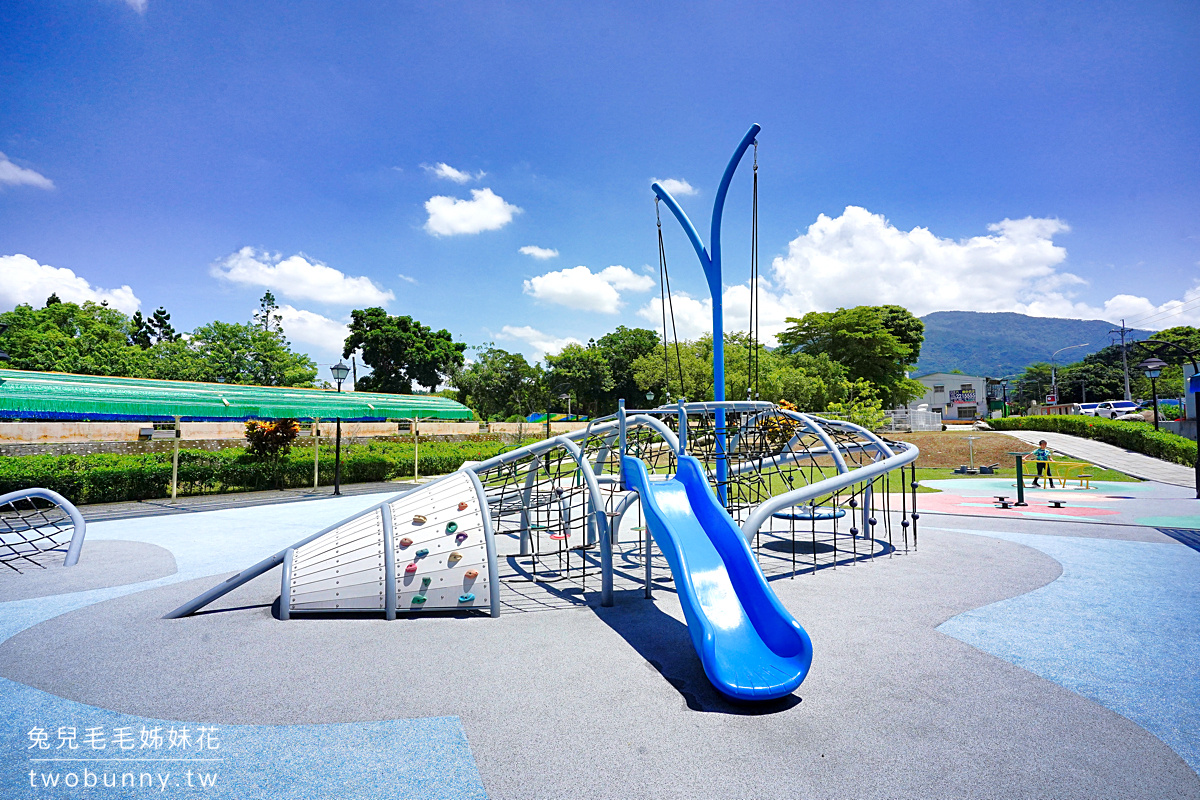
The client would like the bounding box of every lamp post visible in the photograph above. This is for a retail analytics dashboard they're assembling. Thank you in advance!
[1050,343,1089,403]
[1131,339,1200,499]
[646,390,655,408]
[1138,356,1166,431]
[330,361,350,495]
[559,392,571,419]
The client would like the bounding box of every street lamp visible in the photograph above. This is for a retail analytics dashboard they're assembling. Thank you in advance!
[330,361,350,495]
[1132,339,1200,499]
[646,390,655,407]
[1050,343,1089,403]
[559,392,571,418]
[1138,356,1167,432]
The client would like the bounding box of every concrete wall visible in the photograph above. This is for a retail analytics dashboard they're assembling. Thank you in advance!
[1161,419,1197,442]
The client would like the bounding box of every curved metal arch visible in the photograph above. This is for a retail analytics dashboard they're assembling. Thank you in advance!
[0,487,87,570]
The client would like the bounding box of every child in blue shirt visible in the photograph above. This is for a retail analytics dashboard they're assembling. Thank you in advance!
[1024,440,1055,487]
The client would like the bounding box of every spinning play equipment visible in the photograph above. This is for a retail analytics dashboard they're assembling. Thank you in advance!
[168,126,921,702]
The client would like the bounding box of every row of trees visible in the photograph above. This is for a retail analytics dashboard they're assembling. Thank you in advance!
[0,292,318,386]
[450,305,926,421]
[1013,326,1200,405]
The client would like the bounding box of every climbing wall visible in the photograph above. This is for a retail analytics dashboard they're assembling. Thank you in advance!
[284,470,490,616]
[390,471,489,612]
[287,507,387,612]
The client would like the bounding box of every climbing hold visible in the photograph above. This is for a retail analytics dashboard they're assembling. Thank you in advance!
[911,513,920,520]
[412,595,427,604]
[448,551,463,562]
[458,593,475,603]
[849,498,858,508]
[901,519,910,528]
[399,537,413,547]
[415,548,429,557]
[413,515,427,524]
[455,532,468,543]
[446,521,458,534]
[911,482,919,490]
[421,577,431,587]
[458,501,468,511]
[868,518,877,526]
[405,563,418,574]
[465,569,479,579]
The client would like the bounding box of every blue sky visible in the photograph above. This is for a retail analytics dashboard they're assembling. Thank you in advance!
[1,1,1198,371]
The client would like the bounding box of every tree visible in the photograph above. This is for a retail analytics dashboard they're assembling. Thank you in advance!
[343,308,466,393]
[451,344,546,420]
[149,306,178,343]
[254,291,283,332]
[879,305,924,365]
[244,418,300,488]
[594,326,660,412]
[129,311,153,349]
[776,305,924,406]
[544,343,614,417]
[190,321,318,386]
[45,293,61,306]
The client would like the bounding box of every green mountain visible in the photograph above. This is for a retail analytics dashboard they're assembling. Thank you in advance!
[912,311,1151,378]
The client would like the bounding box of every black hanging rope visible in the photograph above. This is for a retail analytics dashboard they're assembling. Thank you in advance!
[656,198,687,400]
[748,140,760,400]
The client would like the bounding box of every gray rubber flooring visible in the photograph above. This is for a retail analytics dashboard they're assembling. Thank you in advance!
[0,539,176,602]
[2,526,1196,799]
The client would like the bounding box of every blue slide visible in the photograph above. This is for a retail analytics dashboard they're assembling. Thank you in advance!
[623,454,813,701]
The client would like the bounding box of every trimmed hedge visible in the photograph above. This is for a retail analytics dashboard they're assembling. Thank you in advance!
[990,415,1197,467]
[0,437,523,506]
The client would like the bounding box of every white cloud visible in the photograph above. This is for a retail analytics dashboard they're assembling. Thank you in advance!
[397,273,418,284]
[523,265,654,314]
[424,188,521,236]
[275,305,349,350]
[766,206,1200,330]
[653,178,697,197]
[498,324,581,359]
[211,247,394,306]
[519,245,559,260]
[123,0,148,11]
[634,206,1200,343]
[0,254,139,313]
[422,162,485,184]
[0,153,54,190]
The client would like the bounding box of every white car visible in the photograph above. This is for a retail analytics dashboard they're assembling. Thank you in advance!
[1082,400,1141,419]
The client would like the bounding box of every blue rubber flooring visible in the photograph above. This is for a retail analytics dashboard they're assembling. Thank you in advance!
[936,528,1200,773]
[0,491,489,800]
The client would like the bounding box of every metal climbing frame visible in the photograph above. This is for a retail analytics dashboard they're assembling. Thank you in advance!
[0,488,87,573]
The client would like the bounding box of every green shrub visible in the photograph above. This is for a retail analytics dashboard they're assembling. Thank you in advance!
[991,415,1197,467]
[0,437,517,505]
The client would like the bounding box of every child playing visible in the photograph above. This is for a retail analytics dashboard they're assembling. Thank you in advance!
[1024,440,1055,487]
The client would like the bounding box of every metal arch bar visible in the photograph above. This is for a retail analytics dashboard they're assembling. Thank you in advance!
[382,502,397,620]
[279,548,294,621]
[463,467,502,618]
[741,443,920,542]
[784,411,851,474]
[555,436,613,607]
[812,417,897,460]
[0,487,87,568]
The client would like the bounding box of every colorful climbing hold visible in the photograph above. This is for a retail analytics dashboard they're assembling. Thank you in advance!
[421,577,431,587]
[465,569,479,579]
[413,515,427,524]
[447,551,462,562]
[458,593,475,603]
[445,521,458,534]
[458,501,468,511]
[405,563,418,574]
[455,532,468,543]
[399,537,413,547]
[415,548,429,557]
[412,595,427,604]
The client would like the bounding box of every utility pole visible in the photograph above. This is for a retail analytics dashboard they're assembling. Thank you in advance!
[1109,319,1133,401]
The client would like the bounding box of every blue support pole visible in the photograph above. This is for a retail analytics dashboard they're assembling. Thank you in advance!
[652,123,761,507]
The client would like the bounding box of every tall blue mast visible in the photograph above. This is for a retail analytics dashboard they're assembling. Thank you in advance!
[652,123,760,505]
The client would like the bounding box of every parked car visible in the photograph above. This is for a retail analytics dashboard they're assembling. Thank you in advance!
[1082,400,1141,419]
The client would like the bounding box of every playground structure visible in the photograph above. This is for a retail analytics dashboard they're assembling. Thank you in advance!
[158,125,924,701]
[0,488,86,573]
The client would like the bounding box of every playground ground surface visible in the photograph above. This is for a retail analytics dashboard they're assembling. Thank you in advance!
[0,476,1197,799]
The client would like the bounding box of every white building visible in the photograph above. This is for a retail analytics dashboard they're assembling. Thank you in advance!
[909,372,992,420]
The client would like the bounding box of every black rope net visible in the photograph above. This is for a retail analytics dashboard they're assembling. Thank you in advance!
[0,495,76,573]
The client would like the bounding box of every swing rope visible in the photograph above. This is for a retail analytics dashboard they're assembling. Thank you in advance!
[656,198,687,401]
[748,140,760,400]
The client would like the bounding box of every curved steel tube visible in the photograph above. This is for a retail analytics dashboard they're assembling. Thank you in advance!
[0,487,87,568]
[741,443,920,542]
